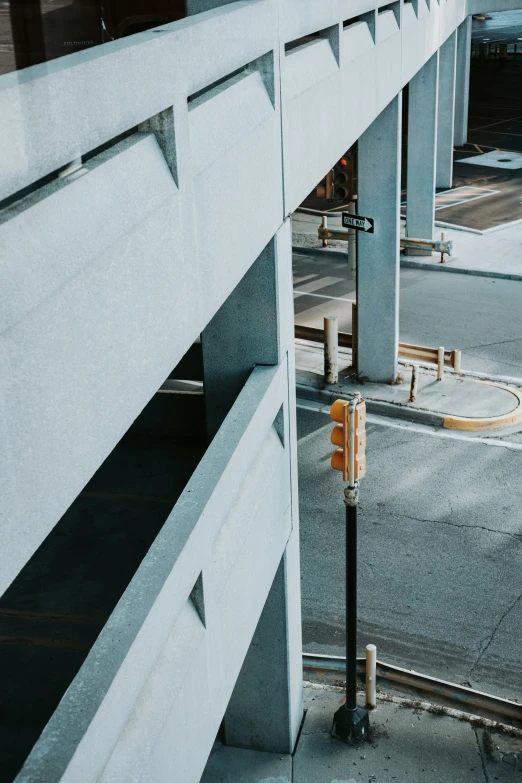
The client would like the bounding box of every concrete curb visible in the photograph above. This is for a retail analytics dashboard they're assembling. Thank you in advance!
[400,258,522,282]
[296,383,445,427]
[292,244,522,282]
[435,217,522,236]
[293,244,347,261]
[443,380,522,431]
[297,379,522,432]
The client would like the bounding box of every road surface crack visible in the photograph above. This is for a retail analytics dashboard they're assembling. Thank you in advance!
[474,728,491,783]
[469,589,522,676]
[369,510,522,541]
[463,337,522,352]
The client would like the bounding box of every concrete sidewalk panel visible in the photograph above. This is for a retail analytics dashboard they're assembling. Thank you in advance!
[476,728,522,781]
[294,691,486,783]
[201,746,292,782]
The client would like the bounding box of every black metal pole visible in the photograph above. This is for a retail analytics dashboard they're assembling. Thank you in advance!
[346,501,357,711]
[331,484,369,743]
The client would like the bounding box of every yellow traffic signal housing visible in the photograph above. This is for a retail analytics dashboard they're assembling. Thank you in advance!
[330,397,366,483]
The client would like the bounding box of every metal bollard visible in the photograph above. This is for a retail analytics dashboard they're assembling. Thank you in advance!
[321,215,328,247]
[437,347,445,381]
[440,232,446,263]
[409,364,418,402]
[453,349,462,372]
[366,644,377,709]
[324,316,338,384]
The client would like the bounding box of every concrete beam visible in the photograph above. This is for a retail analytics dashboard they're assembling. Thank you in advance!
[454,17,472,147]
[406,51,439,242]
[357,94,402,383]
[436,32,457,189]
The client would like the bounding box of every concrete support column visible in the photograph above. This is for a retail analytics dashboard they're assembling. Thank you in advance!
[437,32,457,189]
[406,50,439,242]
[202,245,280,442]
[357,94,402,383]
[224,527,303,754]
[203,220,303,753]
[454,16,472,147]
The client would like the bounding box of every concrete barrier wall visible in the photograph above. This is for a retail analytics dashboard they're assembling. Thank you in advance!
[0,0,492,589]
[16,363,292,783]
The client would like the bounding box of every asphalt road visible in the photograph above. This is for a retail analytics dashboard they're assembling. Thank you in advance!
[294,251,522,378]
[471,9,522,44]
[297,403,522,701]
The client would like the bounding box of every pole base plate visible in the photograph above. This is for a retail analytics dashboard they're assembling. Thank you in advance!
[331,705,370,744]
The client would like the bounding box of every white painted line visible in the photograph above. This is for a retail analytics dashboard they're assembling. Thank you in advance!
[434,190,501,211]
[437,185,499,194]
[405,186,499,210]
[296,400,522,450]
[293,290,355,303]
[482,217,522,234]
[434,220,484,234]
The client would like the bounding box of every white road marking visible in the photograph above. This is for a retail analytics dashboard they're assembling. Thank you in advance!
[296,400,522,451]
[294,276,344,294]
[293,290,354,303]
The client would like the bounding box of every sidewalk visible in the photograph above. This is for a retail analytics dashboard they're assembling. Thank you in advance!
[295,341,522,431]
[292,211,522,280]
[202,684,522,782]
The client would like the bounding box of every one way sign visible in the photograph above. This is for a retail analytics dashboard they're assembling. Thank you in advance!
[342,212,375,234]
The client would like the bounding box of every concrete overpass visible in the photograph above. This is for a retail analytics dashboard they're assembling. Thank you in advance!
[0,0,520,779]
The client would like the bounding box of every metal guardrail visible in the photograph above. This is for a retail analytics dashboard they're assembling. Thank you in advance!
[316,222,453,262]
[295,324,462,372]
[303,653,522,729]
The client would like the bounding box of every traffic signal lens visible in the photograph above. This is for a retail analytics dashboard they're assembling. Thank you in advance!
[330,423,344,447]
[331,449,345,471]
[339,158,348,167]
[330,399,348,422]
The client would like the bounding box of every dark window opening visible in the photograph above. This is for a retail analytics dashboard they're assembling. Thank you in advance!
[343,15,363,28]
[1,0,187,77]
[285,32,321,54]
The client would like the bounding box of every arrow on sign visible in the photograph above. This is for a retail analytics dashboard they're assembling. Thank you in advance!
[342,213,375,234]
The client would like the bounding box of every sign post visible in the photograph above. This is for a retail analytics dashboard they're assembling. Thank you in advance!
[329,394,369,742]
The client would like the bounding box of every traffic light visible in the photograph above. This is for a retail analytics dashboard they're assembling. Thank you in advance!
[316,170,334,200]
[316,153,354,202]
[333,154,353,201]
[330,396,366,483]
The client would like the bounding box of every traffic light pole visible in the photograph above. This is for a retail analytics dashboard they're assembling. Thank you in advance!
[331,397,369,743]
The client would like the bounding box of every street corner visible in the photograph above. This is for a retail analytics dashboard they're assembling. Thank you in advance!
[294,687,489,783]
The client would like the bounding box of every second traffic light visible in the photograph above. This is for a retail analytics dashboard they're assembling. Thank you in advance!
[330,396,366,484]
